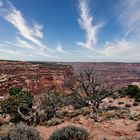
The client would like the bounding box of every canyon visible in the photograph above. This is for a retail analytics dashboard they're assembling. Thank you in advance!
[0,61,140,96]
[61,62,140,88]
[0,61,73,96]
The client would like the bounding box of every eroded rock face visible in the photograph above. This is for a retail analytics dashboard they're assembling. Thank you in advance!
[1,61,140,95]
[0,61,73,95]
[61,62,140,88]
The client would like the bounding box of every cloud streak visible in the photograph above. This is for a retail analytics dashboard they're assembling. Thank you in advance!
[77,0,103,49]
[100,39,131,56]
[118,0,140,34]
[0,0,3,7]
[0,48,17,54]
[0,0,46,48]
[56,42,66,53]
[6,37,34,49]
[0,0,140,62]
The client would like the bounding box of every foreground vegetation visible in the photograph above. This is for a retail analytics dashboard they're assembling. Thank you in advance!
[1,69,140,139]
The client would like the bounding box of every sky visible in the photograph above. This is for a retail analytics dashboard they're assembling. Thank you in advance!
[0,0,140,62]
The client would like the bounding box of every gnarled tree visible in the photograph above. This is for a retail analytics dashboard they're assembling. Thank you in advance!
[0,89,33,123]
[18,90,62,125]
[65,69,115,120]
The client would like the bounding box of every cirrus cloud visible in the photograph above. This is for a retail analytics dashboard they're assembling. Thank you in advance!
[76,0,103,49]
[0,0,46,48]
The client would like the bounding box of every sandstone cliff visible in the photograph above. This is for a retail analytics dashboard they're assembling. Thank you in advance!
[1,61,140,96]
[0,61,73,95]
[60,62,140,88]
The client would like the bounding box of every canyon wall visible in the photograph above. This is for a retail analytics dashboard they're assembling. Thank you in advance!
[1,61,140,96]
[60,62,140,88]
[0,61,73,96]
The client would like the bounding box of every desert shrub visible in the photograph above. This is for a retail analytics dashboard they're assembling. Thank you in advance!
[118,101,124,105]
[8,123,43,140]
[1,136,11,140]
[45,118,64,127]
[61,93,88,109]
[66,110,82,118]
[123,85,140,102]
[125,104,131,108]
[9,87,23,96]
[48,125,88,140]
[117,87,127,98]
[134,94,140,102]
[107,106,121,111]
[126,85,140,97]
[11,90,64,125]
[40,91,62,120]
[133,102,139,106]
[0,90,33,123]
[137,123,140,131]
[81,107,91,116]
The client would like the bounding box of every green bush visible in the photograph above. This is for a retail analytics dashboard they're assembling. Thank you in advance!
[41,91,62,120]
[61,93,88,109]
[9,87,23,96]
[1,136,11,140]
[0,90,33,123]
[117,87,127,98]
[126,85,140,102]
[135,94,140,102]
[8,123,43,140]
[48,125,88,140]
[126,85,140,97]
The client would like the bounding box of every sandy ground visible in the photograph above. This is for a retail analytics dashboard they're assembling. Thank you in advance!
[36,97,140,140]
[36,117,140,140]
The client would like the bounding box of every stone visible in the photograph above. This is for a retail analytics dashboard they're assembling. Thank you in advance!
[0,61,73,96]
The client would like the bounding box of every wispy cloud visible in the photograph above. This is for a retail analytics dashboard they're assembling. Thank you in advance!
[0,0,46,48]
[6,37,34,49]
[0,48,17,54]
[0,0,140,62]
[100,39,131,56]
[35,50,52,57]
[76,0,103,49]
[56,42,66,53]
[97,0,140,61]
[0,0,3,7]
[118,0,140,34]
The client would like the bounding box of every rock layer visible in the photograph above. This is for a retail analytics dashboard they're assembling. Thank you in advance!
[1,61,140,95]
[60,62,140,88]
[0,61,73,95]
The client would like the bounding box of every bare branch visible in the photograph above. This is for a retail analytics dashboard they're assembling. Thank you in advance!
[18,103,33,121]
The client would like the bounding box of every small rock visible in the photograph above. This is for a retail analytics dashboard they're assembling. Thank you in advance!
[107,106,121,110]
[137,123,140,131]
[133,102,139,106]
[125,104,131,108]
[118,101,124,105]
[109,100,113,103]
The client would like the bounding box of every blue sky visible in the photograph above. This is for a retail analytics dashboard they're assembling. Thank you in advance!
[0,0,140,62]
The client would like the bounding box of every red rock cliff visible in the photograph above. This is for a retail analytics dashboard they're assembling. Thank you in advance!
[0,61,73,95]
[61,62,140,88]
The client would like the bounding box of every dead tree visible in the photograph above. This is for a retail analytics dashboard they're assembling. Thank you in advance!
[18,90,61,125]
[65,69,115,120]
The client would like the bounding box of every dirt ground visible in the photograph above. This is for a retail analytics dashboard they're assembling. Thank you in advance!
[36,117,140,140]
[36,97,140,140]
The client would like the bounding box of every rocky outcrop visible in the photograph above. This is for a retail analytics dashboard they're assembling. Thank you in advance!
[0,61,73,95]
[60,62,140,88]
[1,61,140,95]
